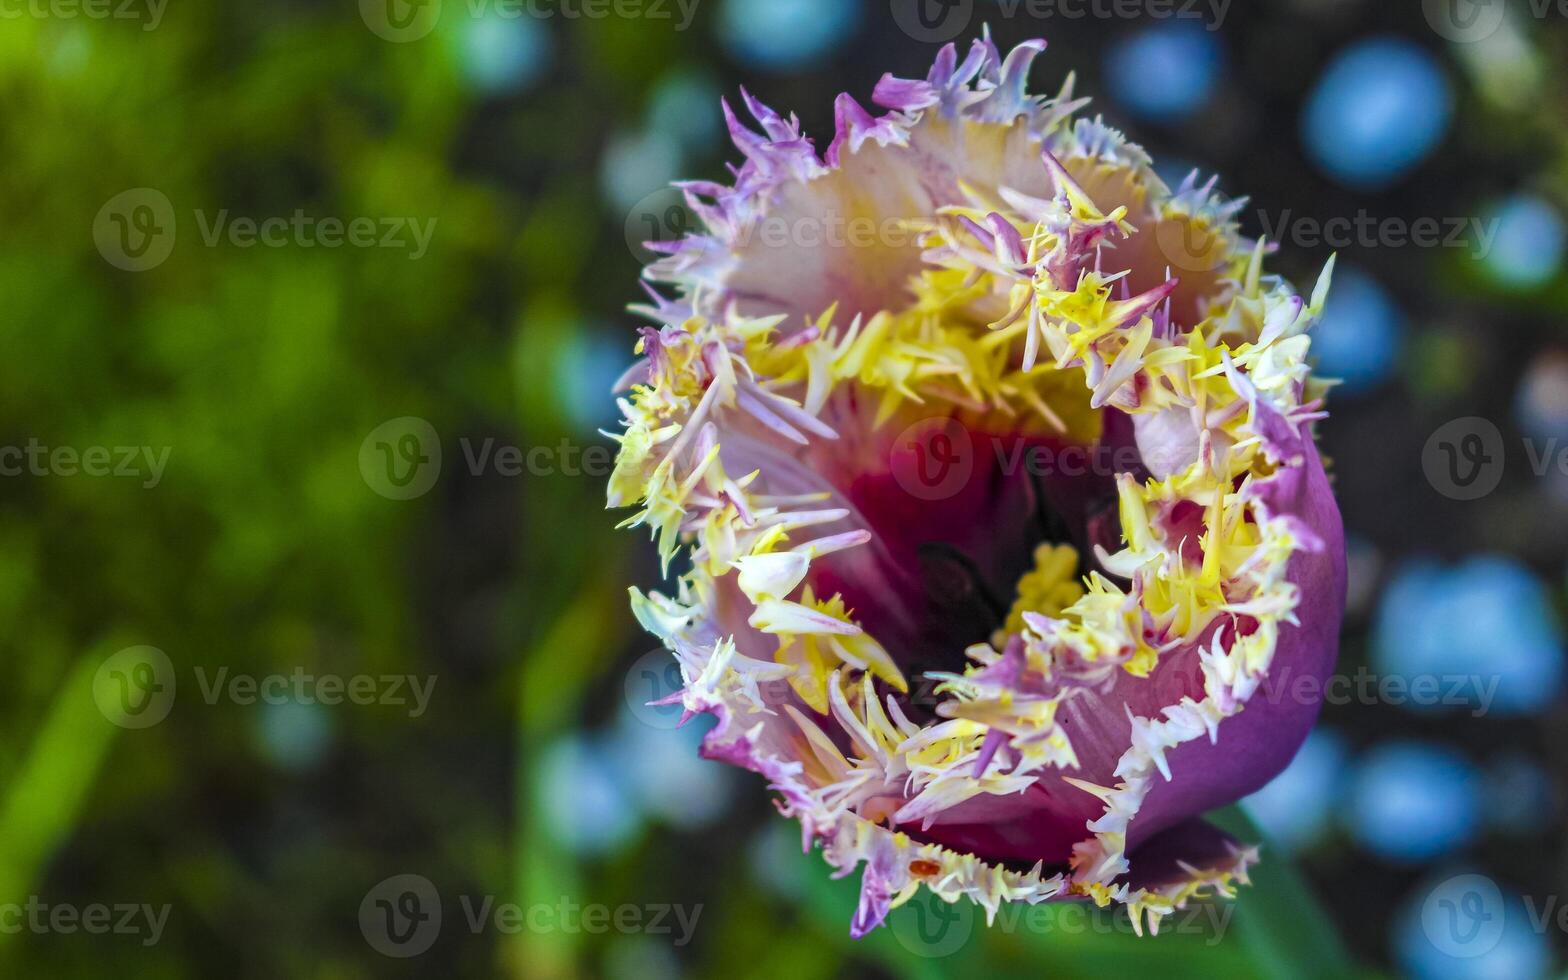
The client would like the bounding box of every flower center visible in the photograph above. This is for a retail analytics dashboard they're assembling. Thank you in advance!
[810,425,1133,718]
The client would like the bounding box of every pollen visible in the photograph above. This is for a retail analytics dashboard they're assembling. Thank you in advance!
[993,542,1086,647]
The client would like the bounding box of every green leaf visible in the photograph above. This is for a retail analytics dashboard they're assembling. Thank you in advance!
[1210,805,1367,980]
[0,644,123,935]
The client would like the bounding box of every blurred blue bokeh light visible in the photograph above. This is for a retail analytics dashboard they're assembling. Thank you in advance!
[1350,742,1481,862]
[255,700,333,771]
[1481,194,1566,291]
[1243,728,1347,852]
[1311,265,1403,395]
[456,12,550,95]
[648,71,724,152]
[1105,24,1222,121]
[601,129,684,212]
[1395,874,1553,980]
[719,0,859,70]
[612,709,734,829]
[539,735,642,855]
[1374,557,1564,716]
[1303,38,1453,188]
[558,329,634,433]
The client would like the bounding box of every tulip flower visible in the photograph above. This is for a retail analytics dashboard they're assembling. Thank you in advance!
[609,31,1345,937]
